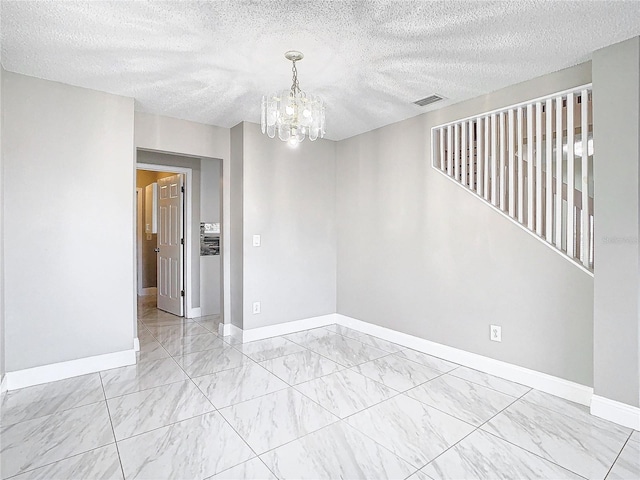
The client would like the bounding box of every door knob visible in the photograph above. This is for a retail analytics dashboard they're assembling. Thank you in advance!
[154,248,160,253]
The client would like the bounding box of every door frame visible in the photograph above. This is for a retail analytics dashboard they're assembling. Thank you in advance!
[136,162,194,318]
[136,187,144,296]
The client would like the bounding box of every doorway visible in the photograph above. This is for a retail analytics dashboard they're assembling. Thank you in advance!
[136,166,189,318]
[135,149,224,336]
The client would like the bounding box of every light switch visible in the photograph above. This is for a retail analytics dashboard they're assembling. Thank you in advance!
[253,235,261,247]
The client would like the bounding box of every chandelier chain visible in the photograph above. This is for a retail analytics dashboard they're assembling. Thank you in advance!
[290,60,301,96]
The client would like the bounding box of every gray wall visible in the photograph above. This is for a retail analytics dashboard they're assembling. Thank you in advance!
[337,62,594,386]
[592,37,640,407]
[1,65,5,383]
[3,72,135,371]
[230,124,244,329]
[241,122,337,330]
[200,159,222,315]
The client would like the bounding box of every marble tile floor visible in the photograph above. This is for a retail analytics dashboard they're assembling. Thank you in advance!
[1,303,639,479]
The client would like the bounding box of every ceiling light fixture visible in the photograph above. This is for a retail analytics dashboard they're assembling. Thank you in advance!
[261,51,325,147]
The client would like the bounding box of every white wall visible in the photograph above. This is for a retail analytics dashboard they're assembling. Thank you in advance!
[337,62,594,386]
[592,37,640,407]
[3,72,135,371]
[240,122,337,330]
[135,113,229,320]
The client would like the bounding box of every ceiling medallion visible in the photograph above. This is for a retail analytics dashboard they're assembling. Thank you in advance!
[261,50,326,147]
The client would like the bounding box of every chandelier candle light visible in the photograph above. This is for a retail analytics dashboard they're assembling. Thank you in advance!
[261,51,326,146]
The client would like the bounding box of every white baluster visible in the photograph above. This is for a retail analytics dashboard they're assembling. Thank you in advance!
[566,92,575,258]
[555,96,563,250]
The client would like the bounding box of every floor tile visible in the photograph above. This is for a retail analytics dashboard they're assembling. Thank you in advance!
[482,398,631,480]
[137,327,154,341]
[107,379,214,440]
[523,391,639,450]
[521,389,600,425]
[395,350,458,373]
[219,387,337,454]
[193,363,288,408]
[283,328,337,345]
[208,457,276,480]
[0,402,114,479]
[178,346,248,378]
[260,422,415,480]
[140,314,190,328]
[10,444,123,480]
[295,369,396,418]
[348,332,405,353]
[195,316,222,334]
[523,388,588,412]
[9,312,637,480]
[100,357,187,399]
[352,354,442,392]
[302,335,389,367]
[136,338,170,362]
[406,374,517,426]
[137,306,177,317]
[223,333,244,346]
[1,373,104,426]
[145,322,210,343]
[607,438,640,479]
[260,349,343,385]
[118,411,253,479]
[324,324,365,339]
[449,366,531,397]
[160,332,226,357]
[423,429,582,479]
[406,470,433,480]
[345,394,474,468]
[235,337,306,362]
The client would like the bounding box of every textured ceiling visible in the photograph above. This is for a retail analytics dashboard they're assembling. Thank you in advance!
[2,1,640,141]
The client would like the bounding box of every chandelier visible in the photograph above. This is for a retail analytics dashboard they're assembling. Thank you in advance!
[261,51,326,146]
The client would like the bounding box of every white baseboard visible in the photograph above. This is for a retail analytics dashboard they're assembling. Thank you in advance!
[591,395,640,430]
[5,349,136,391]
[223,312,594,409]
[133,337,140,352]
[236,313,339,343]
[140,287,157,296]
[219,323,233,336]
[335,314,594,407]
[228,324,243,343]
[1,374,7,395]
[187,307,202,319]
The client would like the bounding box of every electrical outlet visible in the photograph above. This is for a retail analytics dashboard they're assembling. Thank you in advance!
[252,301,261,314]
[253,235,261,247]
[490,325,502,342]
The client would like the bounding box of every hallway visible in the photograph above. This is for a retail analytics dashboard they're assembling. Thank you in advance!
[1,303,638,479]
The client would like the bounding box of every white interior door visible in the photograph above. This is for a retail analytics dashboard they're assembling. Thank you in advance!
[157,174,184,316]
